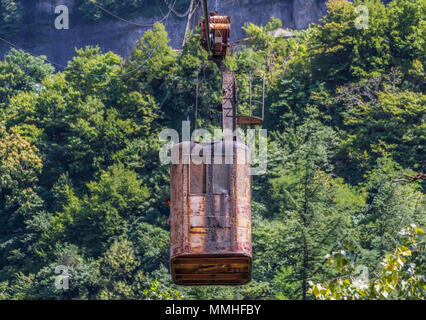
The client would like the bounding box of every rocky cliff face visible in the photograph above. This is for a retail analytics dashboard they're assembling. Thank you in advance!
[0,0,327,67]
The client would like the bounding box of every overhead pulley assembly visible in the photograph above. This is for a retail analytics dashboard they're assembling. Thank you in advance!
[200,11,231,59]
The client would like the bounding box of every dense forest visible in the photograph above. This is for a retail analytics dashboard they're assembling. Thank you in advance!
[0,0,424,300]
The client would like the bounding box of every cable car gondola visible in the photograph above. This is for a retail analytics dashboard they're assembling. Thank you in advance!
[170,141,252,285]
[169,0,265,286]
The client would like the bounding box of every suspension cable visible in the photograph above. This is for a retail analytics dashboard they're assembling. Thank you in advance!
[0,0,178,78]
[88,0,170,27]
[195,64,200,129]
[164,0,192,18]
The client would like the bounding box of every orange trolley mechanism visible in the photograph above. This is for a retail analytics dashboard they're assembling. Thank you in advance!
[169,0,265,286]
[200,12,230,59]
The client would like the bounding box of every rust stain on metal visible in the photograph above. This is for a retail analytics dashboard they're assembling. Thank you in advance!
[171,10,256,285]
[170,141,252,286]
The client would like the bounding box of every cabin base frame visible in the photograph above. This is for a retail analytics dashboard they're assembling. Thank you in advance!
[171,253,252,286]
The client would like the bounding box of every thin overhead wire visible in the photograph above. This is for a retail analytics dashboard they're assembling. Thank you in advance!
[195,64,200,129]
[88,0,169,27]
[155,0,166,16]
[164,0,192,18]
[0,0,179,78]
[159,89,171,109]
[0,36,68,70]
[189,0,202,31]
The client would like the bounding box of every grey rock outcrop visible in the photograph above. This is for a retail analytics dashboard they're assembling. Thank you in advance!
[0,0,327,67]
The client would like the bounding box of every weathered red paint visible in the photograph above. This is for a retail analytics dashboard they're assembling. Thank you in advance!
[170,141,252,285]
[200,13,231,58]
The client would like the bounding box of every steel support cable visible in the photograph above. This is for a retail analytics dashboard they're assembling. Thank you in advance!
[0,36,67,70]
[195,64,200,129]
[192,0,202,30]
[88,0,169,27]
[155,0,166,16]
[163,0,192,18]
[0,0,178,78]
[202,0,210,52]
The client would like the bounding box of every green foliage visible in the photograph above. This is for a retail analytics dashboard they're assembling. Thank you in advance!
[95,239,181,300]
[0,123,46,279]
[0,0,22,36]
[309,225,425,300]
[48,163,150,256]
[126,23,177,94]
[162,29,222,130]
[307,0,425,86]
[387,0,426,76]
[269,120,360,299]
[143,280,182,300]
[337,72,426,172]
[349,157,425,272]
[0,49,54,107]
[65,46,123,98]
[309,0,389,83]
[96,239,145,299]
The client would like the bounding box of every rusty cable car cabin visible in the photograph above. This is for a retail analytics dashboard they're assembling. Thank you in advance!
[170,141,252,285]
[169,1,265,286]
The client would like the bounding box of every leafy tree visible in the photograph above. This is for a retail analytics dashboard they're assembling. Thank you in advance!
[96,239,181,300]
[309,225,425,300]
[47,164,149,256]
[387,0,426,82]
[309,0,391,85]
[162,30,221,130]
[353,157,425,270]
[0,123,44,278]
[97,239,145,299]
[339,74,425,172]
[0,49,54,107]
[270,119,361,299]
[0,0,22,36]
[65,46,123,99]
[126,23,177,95]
